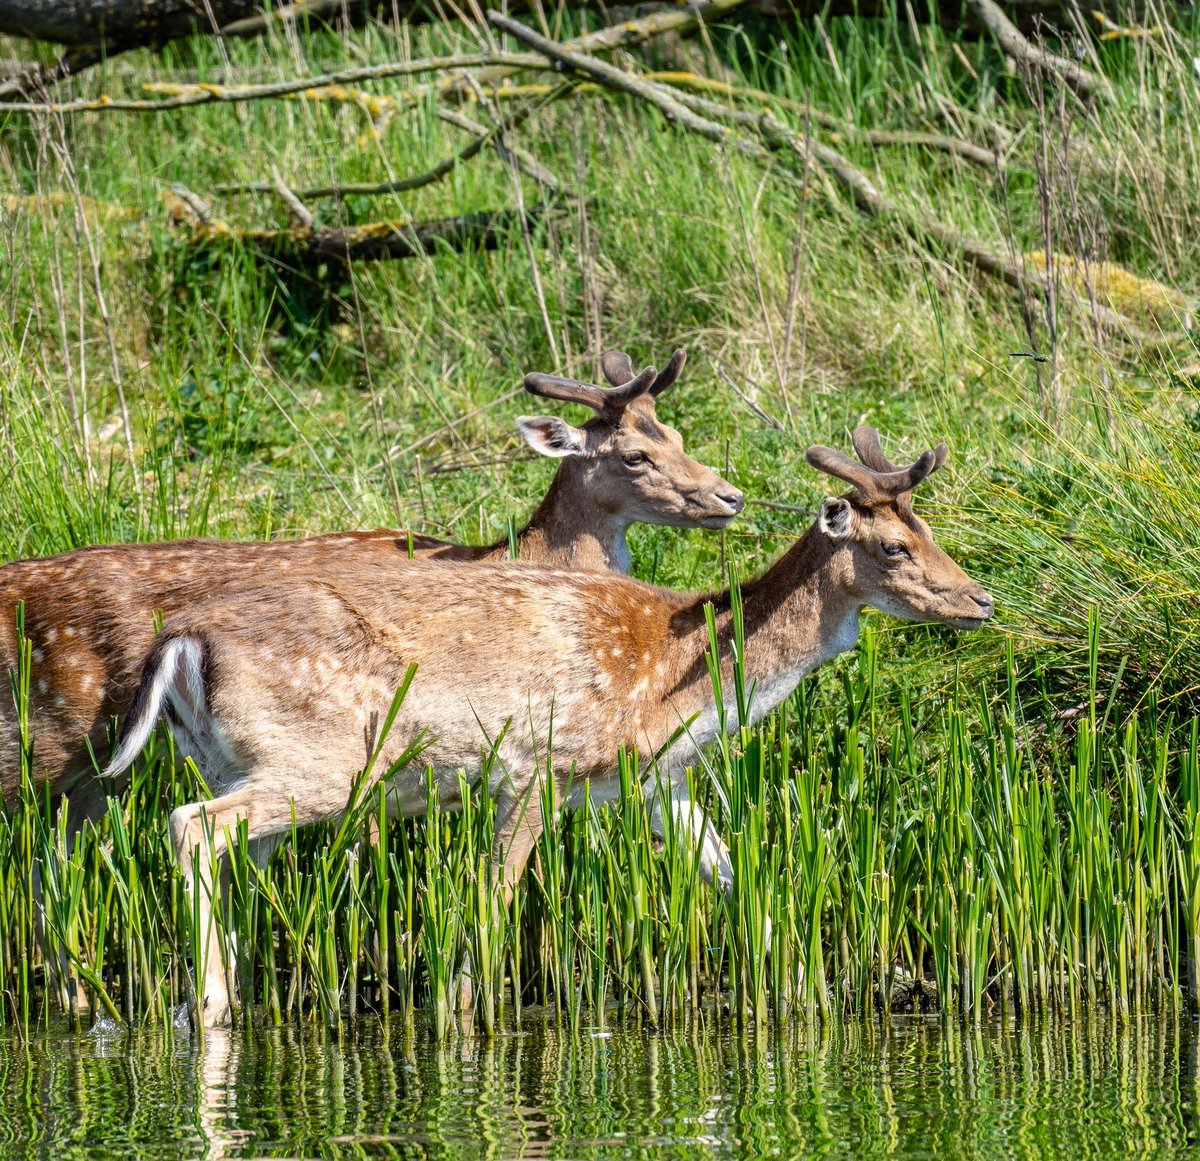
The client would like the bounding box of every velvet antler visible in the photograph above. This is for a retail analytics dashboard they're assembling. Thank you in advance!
[807,427,947,500]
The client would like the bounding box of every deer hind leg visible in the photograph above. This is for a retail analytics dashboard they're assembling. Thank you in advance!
[171,783,307,1028]
[39,777,111,1018]
[452,779,546,1016]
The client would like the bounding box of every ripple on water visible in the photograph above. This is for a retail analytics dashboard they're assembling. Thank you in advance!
[0,1013,1194,1159]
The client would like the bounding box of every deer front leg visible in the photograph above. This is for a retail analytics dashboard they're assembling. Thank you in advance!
[648,786,734,892]
[492,780,545,908]
[648,784,772,951]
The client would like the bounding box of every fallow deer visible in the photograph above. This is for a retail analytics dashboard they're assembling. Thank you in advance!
[1,349,740,1013]
[106,427,993,1025]
[1,349,742,828]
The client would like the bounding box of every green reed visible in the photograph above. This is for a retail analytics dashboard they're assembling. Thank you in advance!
[7,604,1200,1035]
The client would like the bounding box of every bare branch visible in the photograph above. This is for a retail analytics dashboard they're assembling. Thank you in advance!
[0,52,545,113]
[967,0,1115,101]
[216,85,568,200]
[270,166,314,229]
[449,109,561,192]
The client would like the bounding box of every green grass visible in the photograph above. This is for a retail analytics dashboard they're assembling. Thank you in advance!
[0,3,1199,1029]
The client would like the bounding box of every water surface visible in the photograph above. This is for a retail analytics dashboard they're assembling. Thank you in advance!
[0,1013,1195,1158]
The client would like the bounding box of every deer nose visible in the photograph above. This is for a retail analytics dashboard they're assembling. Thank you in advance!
[717,488,745,514]
[971,591,995,619]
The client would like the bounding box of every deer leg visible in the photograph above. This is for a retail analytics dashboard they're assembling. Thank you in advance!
[649,787,772,952]
[492,781,545,909]
[648,787,734,893]
[171,784,305,1029]
[453,781,545,1016]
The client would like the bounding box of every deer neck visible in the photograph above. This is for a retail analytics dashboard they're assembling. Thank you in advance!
[514,462,630,572]
[665,526,861,737]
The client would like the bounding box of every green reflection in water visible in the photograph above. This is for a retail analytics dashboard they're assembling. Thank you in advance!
[0,1015,1195,1159]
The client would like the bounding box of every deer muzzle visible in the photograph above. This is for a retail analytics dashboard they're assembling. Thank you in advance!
[697,486,745,527]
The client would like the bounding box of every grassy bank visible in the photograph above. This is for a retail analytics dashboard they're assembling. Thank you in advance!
[0,4,1198,1028]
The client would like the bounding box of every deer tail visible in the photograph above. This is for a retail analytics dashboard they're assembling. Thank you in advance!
[103,634,208,778]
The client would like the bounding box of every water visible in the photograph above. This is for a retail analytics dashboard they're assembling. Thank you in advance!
[0,1014,1196,1158]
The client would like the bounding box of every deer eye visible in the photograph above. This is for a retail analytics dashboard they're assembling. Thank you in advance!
[882,542,909,559]
[622,452,650,468]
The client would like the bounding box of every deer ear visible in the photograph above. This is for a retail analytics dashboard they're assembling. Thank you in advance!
[818,497,856,542]
[517,416,587,458]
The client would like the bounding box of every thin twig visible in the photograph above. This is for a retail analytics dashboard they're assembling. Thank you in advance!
[216,84,567,199]
[270,167,315,228]
[0,43,111,101]
[437,108,563,194]
[715,365,784,431]
[387,387,523,462]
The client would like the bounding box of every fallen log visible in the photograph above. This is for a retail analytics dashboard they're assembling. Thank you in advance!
[0,0,1179,55]
[164,187,553,265]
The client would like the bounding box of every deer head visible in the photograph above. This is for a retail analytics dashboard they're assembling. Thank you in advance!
[518,349,744,530]
[806,427,993,629]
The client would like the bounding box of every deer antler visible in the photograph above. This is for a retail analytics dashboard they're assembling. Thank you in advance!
[523,364,657,414]
[807,427,947,500]
[527,347,688,415]
[600,351,636,386]
[649,349,686,396]
[601,348,687,397]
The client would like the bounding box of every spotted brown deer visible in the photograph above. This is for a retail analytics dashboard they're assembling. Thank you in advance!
[1,349,741,828]
[106,427,993,1025]
[1,349,741,1013]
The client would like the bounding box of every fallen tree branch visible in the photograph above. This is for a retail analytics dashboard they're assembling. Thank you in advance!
[455,73,1004,168]
[165,188,554,265]
[488,12,760,152]
[967,0,1115,100]
[845,127,1001,168]
[219,0,347,36]
[462,0,755,92]
[487,11,1125,320]
[2,191,140,222]
[214,83,567,199]
[0,0,754,112]
[0,51,544,112]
